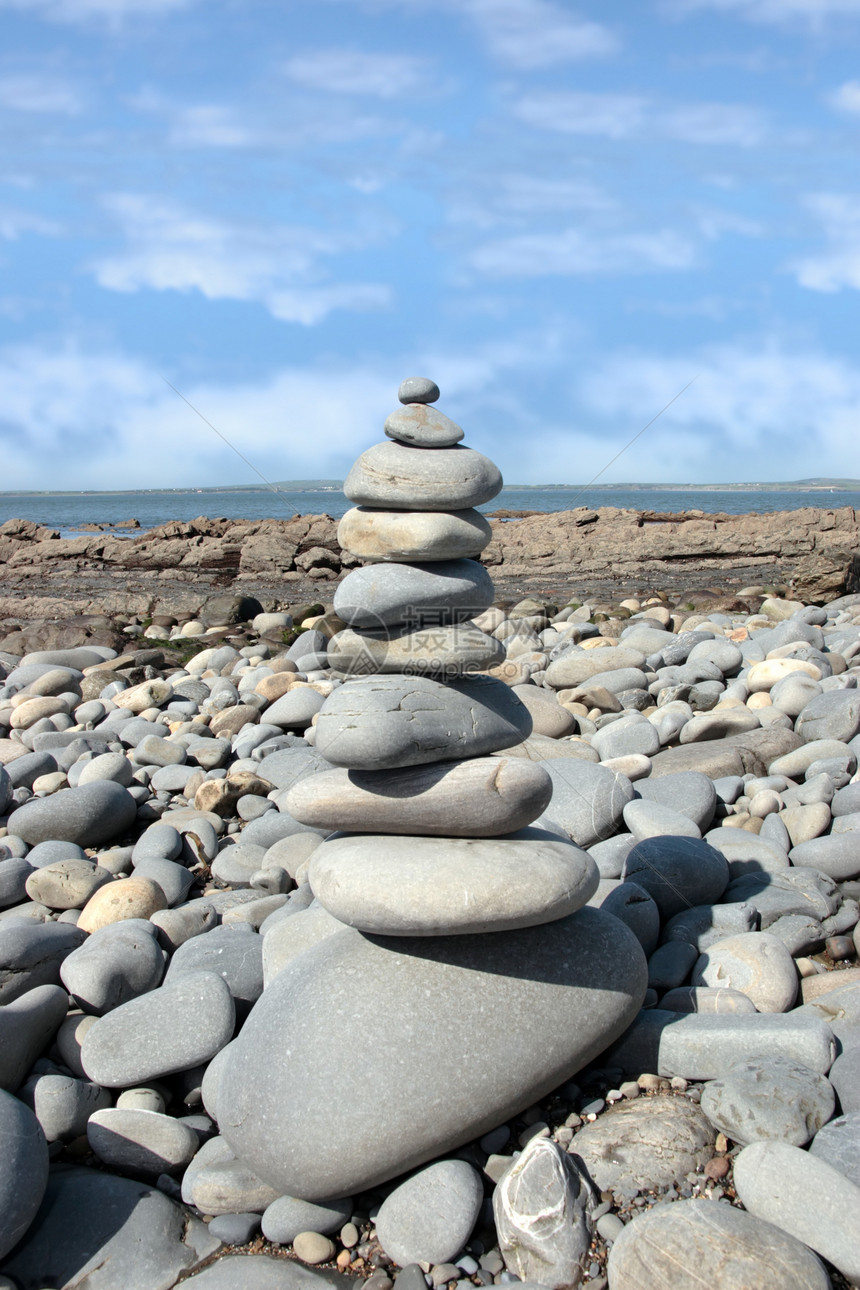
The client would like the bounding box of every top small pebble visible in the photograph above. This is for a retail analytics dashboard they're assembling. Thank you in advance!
[398,376,440,405]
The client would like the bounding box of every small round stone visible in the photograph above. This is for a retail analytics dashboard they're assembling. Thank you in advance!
[292,1231,336,1264]
[398,376,439,404]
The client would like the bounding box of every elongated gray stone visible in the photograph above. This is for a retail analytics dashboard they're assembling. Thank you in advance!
[327,622,504,678]
[333,559,494,630]
[286,758,552,837]
[0,1088,48,1261]
[809,1111,860,1187]
[376,1159,482,1266]
[314,674,533,770]
[20,1071,110,1142]
[608,1007,837,1079]
[493,1137,591,1288]
[0,984,69,1092]
[606,1197,830,1290]
[81,970,235,1088]
[8,780,137,848]
[308,828,599,936]
[384,402,462,446]
[536,760,634,848]
[733,1140,860,1284]
[623,836,728,920]
[87,1107,199,1176]
[337,507,493,563]
[261,1193,353,1245]
[219,907,647,1200]
[344,441,502,511]
[60,920,165,1015]
[0,919,86,1004]
[545,646,646,690]
[700,1056,835,1147]
[180,1255,345,1288]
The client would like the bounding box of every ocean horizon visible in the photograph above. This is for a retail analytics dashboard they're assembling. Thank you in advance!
[2,484,859,540]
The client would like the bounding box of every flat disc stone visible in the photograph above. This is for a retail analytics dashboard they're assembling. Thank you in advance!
[607,1196,831,1290]
[344,441,502,511]
[313,674,533,770]
[337,507,493,563]
[286,758,553,837]
[384,404,463,447]
[307,827,599,935]
[333,559,494,630]
[700,1055,835,1146]
[219,907,647,1200]
[327,623,504,679]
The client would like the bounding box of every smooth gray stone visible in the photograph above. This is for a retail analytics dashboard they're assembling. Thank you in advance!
[687,638,743,673]
[262,903,350,986]
[536,760,634,848]
[833,781,860,816]
[0,984,69,1091]
[647,940,698,990]
[314,673,532,770]
[6,750,59,790]
[20,646,114,669]
[605,1009,837,1080]
[180,1254,344,1288]
[589,879,660,956]
[384,402,461,446]
[211,842,268,888]
[796,689,860,743]
[700,1055,835,1147]
[790,833,860,880]
[207,1211,260,1245]
[286,758,552,837]
[25,839,88,868]
[606,1196,831,1290]
[151,904,217,953]
[2,1165,219,1289]
[308,828,598,936]
[166,924,263,1016]
[0,856,34,907]
[285,630,327,663]
[809,1111,860,1187]
[544,645,646,690]
[87,1107,199,1176]
[590,716,661,762]
[767,913,825,955]
[770,737,858,778]
[265,687,326,729]
[24,857,112,910]
[344,440,502,511]
[571,1095,714,1192]
[188,1156,280,1217]
[771,671,823,716]
[692,932,798,1013]
[492,1137,590,1288]
[337,506,493,563]
[634,770,717,830]
[0,764,10,814]
[242,809,323,850]
[8,781,137,847]
[0,1088,48,1260]
[334,559,494,630]
[397,376,440,404]
[261,1193,352,1245]
[587,834,635,878]
[829,1035,860,1110]
[0,919,86,1003]
[795,981,860,1045]
[60,921,165,1015]
[623,836,729,920]
[132,855,195,906]
[81,970,236,1088]
[623,799,702,842]
[132,822,183,863]
[254,748,335,791]
[733,1140,860,1284]
[376,1159,481,1266]
[327,622,504,678]
[704,828,790,879]
[659,986,757,1014]
[219,907,647,1200]
[649,725,803,781]
[725,868,839,928]
[78,751,136,786]
[20,1071,110,1141]
[580,666,650,696]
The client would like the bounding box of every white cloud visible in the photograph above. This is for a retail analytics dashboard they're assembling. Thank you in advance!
[0,205,59,239]
[670,0,860,22]
[167,105,256,149]
[470,226,696,278]
[829,80,860,113]
[447,174,617,230]
[792,194,860,292]
[91,193,393,325]
[513,90,768,147]
[0,0,194,22]
[0,73,82,114]
[283,49,430,98]
[578,341,860,478]
[463,0,618,68]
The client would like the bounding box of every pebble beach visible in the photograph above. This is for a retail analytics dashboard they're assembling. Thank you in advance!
[1,379,859,1290]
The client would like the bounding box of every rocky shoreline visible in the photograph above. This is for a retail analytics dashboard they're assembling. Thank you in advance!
[1,502,858,639]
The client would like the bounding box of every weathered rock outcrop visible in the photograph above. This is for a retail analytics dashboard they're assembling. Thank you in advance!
[0,506,857,627]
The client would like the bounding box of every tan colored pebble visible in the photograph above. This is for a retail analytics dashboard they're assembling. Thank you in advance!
[715,1133,729,1153]
[10,696,69,728]
[705,1156,730,1180]
[293,1231,336,1264]
[340,1222,359,1249]
[77,875,167,933]
[254,673,297,702]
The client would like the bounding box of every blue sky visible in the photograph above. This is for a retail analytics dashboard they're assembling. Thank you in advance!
[1,0,859,489]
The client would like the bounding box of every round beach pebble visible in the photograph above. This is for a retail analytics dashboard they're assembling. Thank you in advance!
[571,1096,714,1192]
[384,403,463,447]
[606,1195,830,1290]
[25,858,112,910]
[622,836,729,920]
[7,780,137,848]
[344,440,502,511]
[692,932,798,1012]
[337,506,494,563]
[261,1194,353,1246]
[77,875,167,933]
[375,1159,482,1267]
[398,375,440,404]
[0,1088,49,1260]
[87,1107,199,1176]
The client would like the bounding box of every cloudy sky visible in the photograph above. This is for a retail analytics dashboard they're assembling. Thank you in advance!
[1,0,859,489]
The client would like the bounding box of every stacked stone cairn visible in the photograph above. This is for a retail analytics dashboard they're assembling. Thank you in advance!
[217,378,648,1201]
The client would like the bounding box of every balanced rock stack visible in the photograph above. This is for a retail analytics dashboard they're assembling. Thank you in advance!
[218,379,648,1200]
